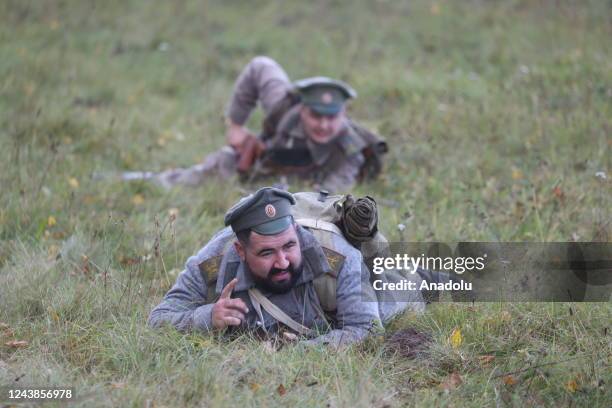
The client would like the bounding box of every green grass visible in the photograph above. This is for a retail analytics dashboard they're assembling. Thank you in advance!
[0,0,610,406]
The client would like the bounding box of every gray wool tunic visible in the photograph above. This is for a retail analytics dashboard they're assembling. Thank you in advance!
[148,225,384,347]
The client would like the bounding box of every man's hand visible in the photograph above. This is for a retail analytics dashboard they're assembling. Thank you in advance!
[211,278,249,330]
[226,121,255,154]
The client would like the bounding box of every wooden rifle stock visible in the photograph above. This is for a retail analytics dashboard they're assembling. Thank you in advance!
[236,134,265,174]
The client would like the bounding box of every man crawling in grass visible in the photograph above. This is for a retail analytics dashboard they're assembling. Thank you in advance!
[123,56,387,194]
[148,187,427,347]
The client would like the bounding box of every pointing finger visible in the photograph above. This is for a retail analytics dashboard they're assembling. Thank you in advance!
[220,278,238,299]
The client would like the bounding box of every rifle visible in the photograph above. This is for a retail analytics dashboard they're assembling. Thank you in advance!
[236,134,265,174]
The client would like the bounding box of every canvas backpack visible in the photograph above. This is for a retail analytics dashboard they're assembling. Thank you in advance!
[292,191,394,313]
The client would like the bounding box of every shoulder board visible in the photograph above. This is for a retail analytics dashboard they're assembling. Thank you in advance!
[336,127,367,156]
[321,247,345,278]
[198,255,222,285]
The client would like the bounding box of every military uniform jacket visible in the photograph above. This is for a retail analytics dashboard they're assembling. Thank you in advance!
[148,225,382,347]
[226,56,366,193]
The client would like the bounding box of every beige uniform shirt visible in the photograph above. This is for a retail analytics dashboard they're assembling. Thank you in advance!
[227,56,366,193]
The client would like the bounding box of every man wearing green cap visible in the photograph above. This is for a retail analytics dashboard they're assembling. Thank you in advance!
[148,187,383,347]
[124,56,386,193]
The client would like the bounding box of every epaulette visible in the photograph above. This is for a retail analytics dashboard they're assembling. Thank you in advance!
[198,255,222,286]
[321,246,345,278]
[336,127,367,157]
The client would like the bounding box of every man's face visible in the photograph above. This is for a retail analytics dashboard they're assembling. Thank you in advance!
[300,106,345,144]
[235,224,303,294]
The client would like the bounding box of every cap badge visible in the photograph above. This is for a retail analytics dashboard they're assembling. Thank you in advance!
[321,92,333,104]
[265,204,276,218]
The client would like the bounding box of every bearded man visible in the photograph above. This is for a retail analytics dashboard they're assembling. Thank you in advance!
[148,187,383,347]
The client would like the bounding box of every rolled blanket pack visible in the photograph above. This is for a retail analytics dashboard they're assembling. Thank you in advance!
[293,191,426,318]
[340,195,379,246]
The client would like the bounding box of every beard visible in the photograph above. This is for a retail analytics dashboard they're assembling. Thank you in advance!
[252,262,303,294]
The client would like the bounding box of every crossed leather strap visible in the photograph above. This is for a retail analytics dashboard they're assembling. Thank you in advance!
[248,287,314,336]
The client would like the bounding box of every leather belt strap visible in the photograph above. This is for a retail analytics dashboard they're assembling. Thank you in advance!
[248,288,313,336]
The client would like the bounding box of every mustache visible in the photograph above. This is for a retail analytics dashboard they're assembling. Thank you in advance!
[254,262,303,294]
[269,265,294,276]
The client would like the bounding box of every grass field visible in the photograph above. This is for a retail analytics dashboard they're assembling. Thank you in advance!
[1,0,610,406]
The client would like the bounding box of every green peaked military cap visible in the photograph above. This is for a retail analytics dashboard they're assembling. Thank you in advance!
[294,76,357,115]
[224,187,296,235]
